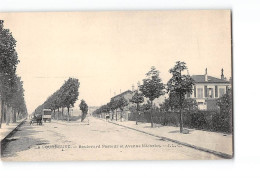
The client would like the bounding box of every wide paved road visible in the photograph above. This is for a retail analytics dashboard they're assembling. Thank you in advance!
[1,116,220,161]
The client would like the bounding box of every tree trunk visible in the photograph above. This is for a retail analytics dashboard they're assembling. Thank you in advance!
[81,111,86,122]
[179,94,183,133]
[13,108,17,123]
[67,107,70,121]
[179,108,183,133]
[62,107,64,117]
[6,106,12,125]
[112,110,114,120]
[0,99,3,128]
[3,102,7,123]
[136,103,139,125]
[150,100,154,128]
[81,111,83,122]
[116,110,117,121]
[57,108,59,120]
[120,109,123,121]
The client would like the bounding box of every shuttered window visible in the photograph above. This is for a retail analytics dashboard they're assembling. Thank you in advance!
[215,86,218,98]
[198,88,203,98]
[204,85,207,97]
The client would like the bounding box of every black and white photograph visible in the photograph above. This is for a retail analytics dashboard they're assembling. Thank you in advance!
[0,10,233,161]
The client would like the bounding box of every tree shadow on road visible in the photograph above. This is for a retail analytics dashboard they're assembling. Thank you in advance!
[1,122,49,159]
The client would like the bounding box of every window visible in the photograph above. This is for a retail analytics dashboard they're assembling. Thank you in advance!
[215,86,218,97]
[208,88,213,98]
[198,88,203,98]
[219,88,225,97]
[204,86,207,97]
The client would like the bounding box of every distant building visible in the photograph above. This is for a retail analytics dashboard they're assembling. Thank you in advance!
[188,68,231,110]
[111,90,134,102]
[109,84,166,120]
[109,68,230,118]
[110,90,134,121]
[109,83,167,120]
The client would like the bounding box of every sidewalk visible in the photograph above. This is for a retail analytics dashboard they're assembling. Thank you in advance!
[104,119,233,159]
[0,118,27,142]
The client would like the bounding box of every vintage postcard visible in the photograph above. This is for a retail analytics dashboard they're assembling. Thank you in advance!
[0,10,233,161]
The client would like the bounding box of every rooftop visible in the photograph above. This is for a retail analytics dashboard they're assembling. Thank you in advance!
[111,90,133,100]
[191,75,230,84]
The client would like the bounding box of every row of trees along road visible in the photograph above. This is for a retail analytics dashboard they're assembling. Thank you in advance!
[0,20,28,128]
[93,96,128,121]
[137,62,195,132]
[34,78,80,121]
[94,61,196,133]
[138,66,165,127]
[166,61,195,133]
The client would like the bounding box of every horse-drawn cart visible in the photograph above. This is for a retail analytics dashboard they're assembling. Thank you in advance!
[42,109,52,122]
[30,114,43,125]
[30,109,52,125]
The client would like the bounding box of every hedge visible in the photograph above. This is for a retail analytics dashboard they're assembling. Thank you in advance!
[128,110,232,133]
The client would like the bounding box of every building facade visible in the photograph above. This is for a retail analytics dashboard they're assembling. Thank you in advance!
[110,90,134,121]
[189,68,231,110]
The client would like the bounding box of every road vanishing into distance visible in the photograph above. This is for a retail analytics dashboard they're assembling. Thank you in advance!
[1,117,220,161]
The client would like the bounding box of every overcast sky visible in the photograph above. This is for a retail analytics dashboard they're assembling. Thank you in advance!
[0,10,231,114]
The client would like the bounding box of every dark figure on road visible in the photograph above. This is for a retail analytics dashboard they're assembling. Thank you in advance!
[36,115,42,125]
[30,114,42,125]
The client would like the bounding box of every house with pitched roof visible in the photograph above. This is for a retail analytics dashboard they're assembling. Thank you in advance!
[110,89,134,121]
[188,68,231,110]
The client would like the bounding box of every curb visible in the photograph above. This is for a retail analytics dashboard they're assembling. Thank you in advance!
[1,119,27,152]
[106,120,233,159]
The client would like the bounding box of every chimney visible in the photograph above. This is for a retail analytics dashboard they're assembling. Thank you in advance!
[204,68,208,81]
[137,81,141,91]
[132,84,135,92]
[221,68,224,80]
